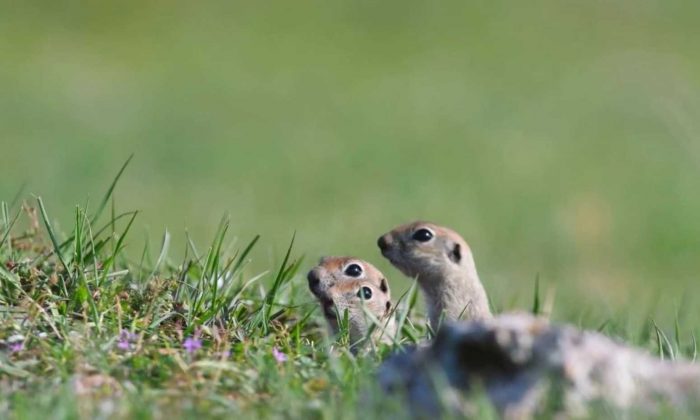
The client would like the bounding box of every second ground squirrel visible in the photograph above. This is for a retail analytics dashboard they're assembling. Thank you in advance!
[377,221,492,330]
[307,257,397,351]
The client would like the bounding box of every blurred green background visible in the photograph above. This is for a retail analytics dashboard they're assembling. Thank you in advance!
[2,1,699,324]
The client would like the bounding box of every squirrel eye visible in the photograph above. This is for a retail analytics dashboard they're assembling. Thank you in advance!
[344,263,363,277]
[357,286,373,300]
[412,228,434,242]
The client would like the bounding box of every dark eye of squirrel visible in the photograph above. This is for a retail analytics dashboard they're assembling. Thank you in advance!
[344,263,363,277]
[357,286,373,300]
[412,228,434,242]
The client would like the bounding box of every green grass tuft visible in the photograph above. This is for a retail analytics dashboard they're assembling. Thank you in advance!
[0,173,697,419]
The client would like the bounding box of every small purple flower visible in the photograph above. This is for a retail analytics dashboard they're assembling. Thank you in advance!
[9,342,23,353]
[272,347,287,363]
[183,329,202,354]
[117,330,138,351]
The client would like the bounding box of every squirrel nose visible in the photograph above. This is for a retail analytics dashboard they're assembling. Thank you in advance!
[377,234,392,252]
[307,269,321,290]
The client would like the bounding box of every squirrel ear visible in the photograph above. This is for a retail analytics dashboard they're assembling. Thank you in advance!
[380,278,389,293]
[448,243,462,264]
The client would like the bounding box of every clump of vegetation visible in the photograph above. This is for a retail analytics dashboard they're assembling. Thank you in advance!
[0,163,418,419]
[0,162,696,419]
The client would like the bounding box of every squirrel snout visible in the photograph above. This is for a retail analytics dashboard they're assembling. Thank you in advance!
[307,269,321,291]
[377,234,392,252]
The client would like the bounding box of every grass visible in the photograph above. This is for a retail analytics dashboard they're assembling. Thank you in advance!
[0,167,698,419]
[0,170,426,419]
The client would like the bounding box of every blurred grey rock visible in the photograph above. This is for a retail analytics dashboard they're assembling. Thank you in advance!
[379,313,700,418]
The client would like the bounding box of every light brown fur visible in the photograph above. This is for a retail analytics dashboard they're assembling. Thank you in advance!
[378,221,492,330]
[307,257,397,351]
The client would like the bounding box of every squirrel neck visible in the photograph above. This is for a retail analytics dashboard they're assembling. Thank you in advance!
[419,263,492,330]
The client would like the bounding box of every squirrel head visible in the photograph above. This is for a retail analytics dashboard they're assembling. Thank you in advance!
[377,221,475,282]
[307,257,393,347]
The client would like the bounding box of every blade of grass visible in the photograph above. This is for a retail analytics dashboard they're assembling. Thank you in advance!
[392,278,419,346]
[289,306,316,346]
[110,195,117,255]
[674,313,682,355]
[36,197,71,295]
[82,209,101,330]
[229,235,260,275]
[74,207,84,268]
[654,322,664,360]
[145,230,171,289]
[100,211,138,284]
[532,273,540,315]
[260,233,296,334]
[1,201,6,232]
[206,219,230,307]
[90,154,133,225]
[229,271,268,309]
[360,303,401,349]
[0,265,21,303]
[185,231,202,265]
[189,217,229,325]
[1,204,21,252]
[652,320,675,360]
[137,233,152,283]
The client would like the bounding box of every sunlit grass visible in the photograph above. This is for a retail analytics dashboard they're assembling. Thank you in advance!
[0,166,424,418]
[0,164,697,418]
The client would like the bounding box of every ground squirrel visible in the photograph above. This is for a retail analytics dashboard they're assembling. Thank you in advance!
[307,257,397,351]
[377,221,492,330]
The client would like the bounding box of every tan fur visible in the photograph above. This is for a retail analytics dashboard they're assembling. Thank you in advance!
[307,257,396,351]
[378,221,492,330]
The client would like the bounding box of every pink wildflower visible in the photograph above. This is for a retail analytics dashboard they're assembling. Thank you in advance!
[272,347,287,363]
[183,329,202,354]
